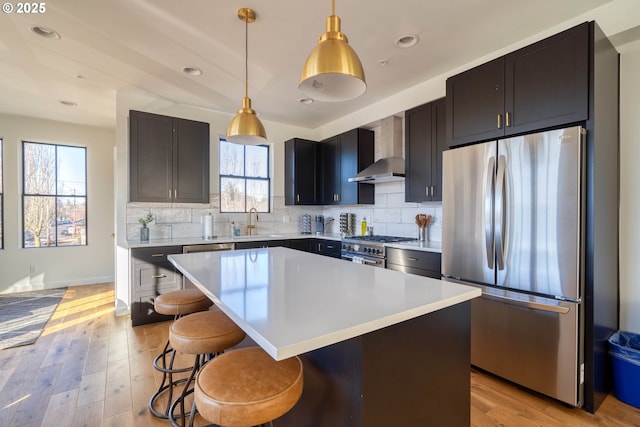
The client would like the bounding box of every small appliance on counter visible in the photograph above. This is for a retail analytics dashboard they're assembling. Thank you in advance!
[300,214,312,234]
[315,215,324,234]
[339,213,355,236]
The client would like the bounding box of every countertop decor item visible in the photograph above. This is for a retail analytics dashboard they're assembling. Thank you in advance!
[415,214,432,241]
[226,8,267,145]
[299,0,366,102]
[139,213,153,241]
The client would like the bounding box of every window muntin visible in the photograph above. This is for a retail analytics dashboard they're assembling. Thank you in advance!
[22,141,87,248]
[219,140,270,213]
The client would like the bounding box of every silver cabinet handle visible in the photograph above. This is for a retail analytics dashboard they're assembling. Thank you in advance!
[408,257,418,262]
[152,253,165,257]
[296,194,300,203]
[152,274,167,279]
[505,112,511,127]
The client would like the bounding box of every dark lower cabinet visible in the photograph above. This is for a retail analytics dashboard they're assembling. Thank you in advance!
[312,239,342,259]
[446,22,589,147]
[130,245,183,326]
[386,247,441,279]
[289,238,313,252]
[235,239,290,249]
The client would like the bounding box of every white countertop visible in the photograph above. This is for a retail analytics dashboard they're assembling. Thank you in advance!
[125,232,442,253]
[125,233,341,249]
[168,247,478,360]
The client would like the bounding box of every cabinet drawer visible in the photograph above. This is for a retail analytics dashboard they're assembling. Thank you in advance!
[131,245,182,265]
[136,263,180,289]
[386,248,441,272]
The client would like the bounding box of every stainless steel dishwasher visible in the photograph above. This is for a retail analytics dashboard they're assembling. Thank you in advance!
[182,242,235,289]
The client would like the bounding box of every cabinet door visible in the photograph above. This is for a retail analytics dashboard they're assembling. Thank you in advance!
[446,57,505,147]
[505,22,588,135]
[338,129,374,205]
[173,117,210,203]
[285,138,317,205]
[130,110,173,202]
[405,103,433,202]
[320,136,340,205]
[431,98,446,202]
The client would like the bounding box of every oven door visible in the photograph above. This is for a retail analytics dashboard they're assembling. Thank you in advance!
[341,252,385,268]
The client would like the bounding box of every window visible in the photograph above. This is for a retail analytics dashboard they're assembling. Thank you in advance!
[0,138,3,249]
[22,141,87,248]
[219,140,270,212]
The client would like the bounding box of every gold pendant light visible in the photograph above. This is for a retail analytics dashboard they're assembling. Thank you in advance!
[226,8,267,145]
[299,0,366,102]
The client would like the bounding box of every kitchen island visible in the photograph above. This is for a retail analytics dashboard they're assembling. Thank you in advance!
[168,247,480,427]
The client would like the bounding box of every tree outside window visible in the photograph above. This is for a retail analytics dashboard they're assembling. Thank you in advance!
[219,140,270,212]
[22,141,87,248]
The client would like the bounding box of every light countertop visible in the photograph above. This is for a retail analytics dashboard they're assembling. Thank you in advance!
[125,233,341,249]
[125,232,442,253]
[168,247,478,360]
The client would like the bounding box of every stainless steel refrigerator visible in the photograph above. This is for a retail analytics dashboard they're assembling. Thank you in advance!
[442,125,585,407]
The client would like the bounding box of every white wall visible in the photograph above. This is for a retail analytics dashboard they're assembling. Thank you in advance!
[619,39,640,333]
[0,114,115,293]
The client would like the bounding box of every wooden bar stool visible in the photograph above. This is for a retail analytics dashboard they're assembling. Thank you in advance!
[148,289,214,419]
[194,347,303,427]
[168,310,246,427]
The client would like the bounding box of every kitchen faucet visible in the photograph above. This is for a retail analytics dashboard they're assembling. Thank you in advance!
[247,207,259,236]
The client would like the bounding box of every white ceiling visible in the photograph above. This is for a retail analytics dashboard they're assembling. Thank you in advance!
[0,0,633,130]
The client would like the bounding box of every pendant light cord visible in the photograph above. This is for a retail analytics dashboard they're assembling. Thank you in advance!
[244,14,249,99]
[331,0,335,15]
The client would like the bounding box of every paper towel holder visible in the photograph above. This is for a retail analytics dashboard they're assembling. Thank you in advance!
[202,213,216,239]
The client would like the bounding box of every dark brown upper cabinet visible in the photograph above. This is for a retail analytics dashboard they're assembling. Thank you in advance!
[405,98,446,202]
[321,128,374,205]
[285,138,319,205]
[130,110,210,203]
[446,22,589,147]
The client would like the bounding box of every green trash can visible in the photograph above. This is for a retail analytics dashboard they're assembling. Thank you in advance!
[608,331,640,408]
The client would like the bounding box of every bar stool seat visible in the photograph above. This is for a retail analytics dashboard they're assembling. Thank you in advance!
[194,347,303,427]
[155,288,213,316]
[169,310,246,427]
[149,289,214,419]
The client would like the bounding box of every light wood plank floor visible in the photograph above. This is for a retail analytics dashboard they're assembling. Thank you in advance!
[1,283,639,427]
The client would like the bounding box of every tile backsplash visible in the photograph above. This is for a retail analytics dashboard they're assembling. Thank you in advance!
[126,181,442,242]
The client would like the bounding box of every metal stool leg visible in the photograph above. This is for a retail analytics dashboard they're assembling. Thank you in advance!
[148,317,194,419]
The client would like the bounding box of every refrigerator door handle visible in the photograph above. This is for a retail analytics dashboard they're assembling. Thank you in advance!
[482,293,570,314]
[484,156,496,269]
[495,155,507,270]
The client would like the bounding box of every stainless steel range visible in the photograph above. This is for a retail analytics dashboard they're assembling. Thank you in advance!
[341,235,416,268]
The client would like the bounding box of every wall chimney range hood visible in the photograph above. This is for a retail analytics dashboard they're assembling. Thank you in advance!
[348,116,405,183]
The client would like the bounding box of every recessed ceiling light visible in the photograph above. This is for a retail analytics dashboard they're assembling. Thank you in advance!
[298,98,313,105]
[31,26,61,40]
[60,100,77,107]
[182,66,203,76]
[378,59,390,66]
[395,34,419,49]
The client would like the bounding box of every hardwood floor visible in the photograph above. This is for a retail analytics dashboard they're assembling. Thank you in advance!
[1,283,639,427]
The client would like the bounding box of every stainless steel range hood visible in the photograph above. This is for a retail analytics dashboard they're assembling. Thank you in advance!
[348,116,405,183]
